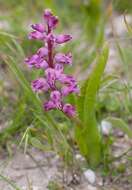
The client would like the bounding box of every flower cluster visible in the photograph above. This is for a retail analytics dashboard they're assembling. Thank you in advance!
[25,9,79,117]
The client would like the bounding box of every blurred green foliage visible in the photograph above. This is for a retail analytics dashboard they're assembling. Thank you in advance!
[113,0,132,12]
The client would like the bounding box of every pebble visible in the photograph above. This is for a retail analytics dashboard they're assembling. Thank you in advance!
[75,154,85,161]
[87,185,97,190]
[83,169,96,184]
[101,120,112,136]
[116,131,124,138]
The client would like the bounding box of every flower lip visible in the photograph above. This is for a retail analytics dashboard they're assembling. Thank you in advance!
[31,24,45,33]
[54,53,72,65]
[58,74,76,85]
[61,84,79,96]
[31,78,49,92]
[44,100,56,111]
[35,59,48,69]
[25,54,48,69]
[54,64,64,73]
[63,103,76,117]
[55,34,72,44]
[25,54,39,67]
[44,9,53,19]
[37,47,48,57]
[50,90,61,102]
[45,68,57,88]
[28,31,45,40]
[44,9,59,29]
[50,90,62,109]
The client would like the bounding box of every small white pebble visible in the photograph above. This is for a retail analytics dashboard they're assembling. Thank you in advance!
[83,169,96,184]
[98,181,103,186]
[87,185,97,190]
[101,120,112,136]
[75,154,85,161]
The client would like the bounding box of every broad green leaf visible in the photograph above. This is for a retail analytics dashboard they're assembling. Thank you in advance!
[77,79,89,121]
[75,45,109,167]
[83,45,109,124]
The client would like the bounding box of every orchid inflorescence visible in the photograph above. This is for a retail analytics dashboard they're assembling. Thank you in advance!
[25,9,79,117]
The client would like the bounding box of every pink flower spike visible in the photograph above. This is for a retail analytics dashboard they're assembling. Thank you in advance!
[31,78,49,93]
[31,24,45,33]
[55,34,72,44]
[63,104,76,117]
[25,9,80,117]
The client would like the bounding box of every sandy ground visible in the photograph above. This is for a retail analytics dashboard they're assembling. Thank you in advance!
[0,134,132,190]
[0,149,59,190]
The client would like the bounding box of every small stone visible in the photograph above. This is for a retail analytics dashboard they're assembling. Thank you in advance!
[116,131,124,138]
[83,169,96,184]
[75,154,85,161]
[87,185,97,190]
[101,120,112,136]
[97,177,103,186]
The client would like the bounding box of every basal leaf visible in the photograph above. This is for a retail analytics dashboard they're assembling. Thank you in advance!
[75,45,109,167]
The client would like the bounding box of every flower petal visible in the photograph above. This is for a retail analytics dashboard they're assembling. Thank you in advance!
[28,31,45,40]
[31,78,49,92]
[31,24,45,33]
[37,47,48,57]
[35,59,48,69]
[55,53,72,65]
[63,104,76,117]
[55,34,72,44]
[61,85,79,96]
[50,90,62,108]
[44,100,56,111]
[44,9,58,29]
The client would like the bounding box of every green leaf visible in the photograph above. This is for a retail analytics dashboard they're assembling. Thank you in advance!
[75,45,109,167]
[83,45,109,124]
[77,79,89,121]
